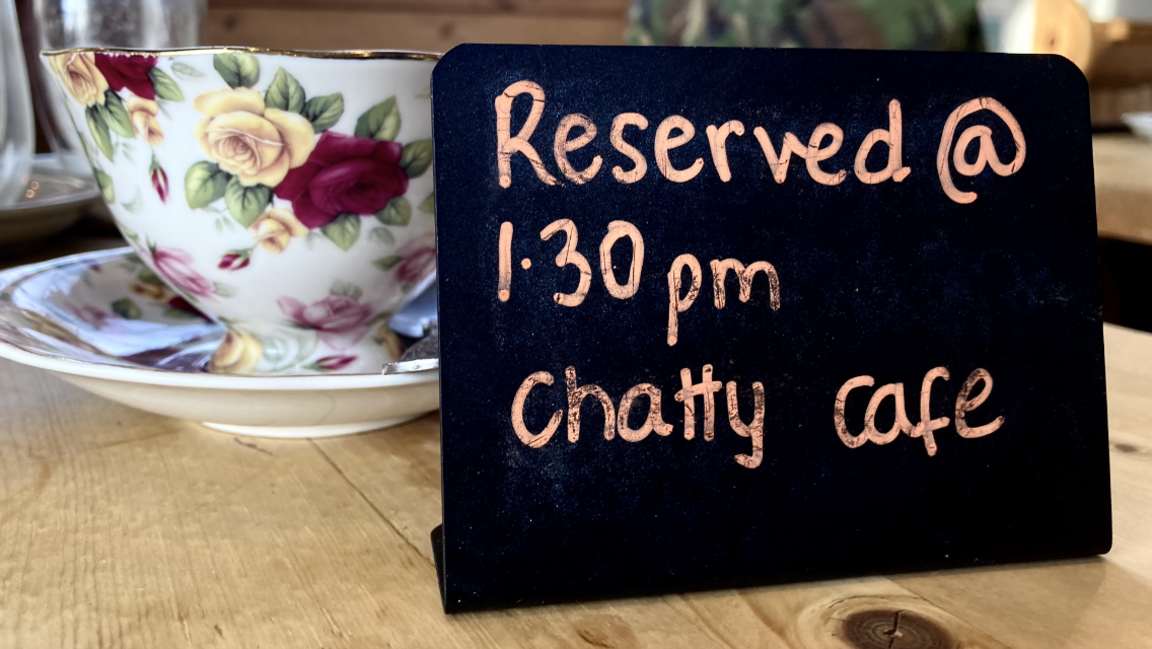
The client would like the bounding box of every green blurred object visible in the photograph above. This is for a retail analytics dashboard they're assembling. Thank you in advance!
[626,0,985,51]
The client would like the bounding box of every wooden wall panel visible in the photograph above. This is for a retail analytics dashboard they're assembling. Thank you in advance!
[205,7,628,51]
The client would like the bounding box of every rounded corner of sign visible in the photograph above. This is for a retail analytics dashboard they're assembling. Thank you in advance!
[1043,54,1091,91]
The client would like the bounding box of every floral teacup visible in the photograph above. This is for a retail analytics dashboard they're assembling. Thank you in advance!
[43,47,438,375]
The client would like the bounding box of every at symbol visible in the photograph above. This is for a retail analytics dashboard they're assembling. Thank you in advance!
[936,97,1026,204]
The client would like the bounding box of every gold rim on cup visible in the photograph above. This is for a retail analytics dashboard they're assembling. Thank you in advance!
[41,46,441,62]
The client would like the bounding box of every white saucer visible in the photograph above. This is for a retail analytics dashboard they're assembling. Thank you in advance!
[1123,112,1152,142]
[0,154,101,252]
[0,248,439,438]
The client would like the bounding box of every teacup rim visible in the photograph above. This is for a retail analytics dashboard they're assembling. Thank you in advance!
[40,45,441,62]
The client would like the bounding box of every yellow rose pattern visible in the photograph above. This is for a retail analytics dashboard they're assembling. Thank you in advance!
[250,207,308,254]
[187,53,431,277]
[48,51,182,206]
[125,96,164,146]
[184,54,353,266]
[49,52,437,375]
[53,50,433,273]
[209,328,265,374]
[49,52,109,106]
[193,87,315,187]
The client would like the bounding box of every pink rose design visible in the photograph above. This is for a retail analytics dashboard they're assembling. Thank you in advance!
[313,355,357,371]
[395,246,436,289]
[391,235,436,288]
[150,247,215,299]
[274,132,409,229]
[67,304,111,330]
[278,294,374,350]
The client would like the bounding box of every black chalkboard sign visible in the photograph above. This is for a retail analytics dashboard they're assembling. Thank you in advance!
[429,45,1111,613]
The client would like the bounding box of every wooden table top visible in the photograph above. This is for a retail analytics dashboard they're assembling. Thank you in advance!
[1095,133,1152,246]
[0,227,1149,648]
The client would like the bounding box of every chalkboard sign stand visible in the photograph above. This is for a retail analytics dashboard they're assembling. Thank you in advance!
[430,44,1111,613]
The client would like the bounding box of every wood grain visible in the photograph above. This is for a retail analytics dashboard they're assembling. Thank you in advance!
[2,219,1152,647]
[0,388,465,647]
[316,422,1008,648]
[1094,134,1152,247]
[1,324,1150,646]
[205,8,627,51]
[1090,19,1152,88]
[891,326,1152,649]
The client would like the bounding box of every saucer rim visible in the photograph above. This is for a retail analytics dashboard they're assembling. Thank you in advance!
[0,247,438,391]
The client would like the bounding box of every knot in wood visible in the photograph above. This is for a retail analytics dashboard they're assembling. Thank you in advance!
[841,609,954,649]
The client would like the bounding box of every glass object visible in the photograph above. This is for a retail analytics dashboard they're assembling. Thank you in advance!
[0,0,34,207]
[29,0,206,175]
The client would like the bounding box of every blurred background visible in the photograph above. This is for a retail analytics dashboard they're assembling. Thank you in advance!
[8,0,1152,332]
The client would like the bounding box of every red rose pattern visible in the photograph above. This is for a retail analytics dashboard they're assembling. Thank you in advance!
[218,252,251,271]
[151,166,169,203]
[274,132,409,229]
[103,83,432,370]
[94,53,158,100]
[167,295,207,319]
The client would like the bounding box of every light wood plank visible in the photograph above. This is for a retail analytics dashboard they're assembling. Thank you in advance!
[205,8,627,51]
[1102,325,1152,583]
[889,324,1152,649]
[0,373,471,648]
[1,226,1150,649]
[316,419,1008,648]
[317,324,1152,647]
[313,421,742,649]
[670,579,1008,649]
[1094,134,1152,246]
[893,560,1152,649]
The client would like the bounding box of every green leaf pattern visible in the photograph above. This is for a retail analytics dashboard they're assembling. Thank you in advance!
[94,168,115,204]
[330,280,364,301]
[149,68,184,101]
[302,93,345,133]
[213,53,261,89]
[375,196,411,226]
[111,298,142,320]
[321,214,361,251]
[372,256,402,272]
[170,61,205,80]
[57,53,436,327]
[369,227,396,245]
[224,177,272,227]
[86,106,114,160]
[185,162,230,209]
[101,91,135,138]
[399,140,433,178]
[354,97,400,141]
[265,68,305,113]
